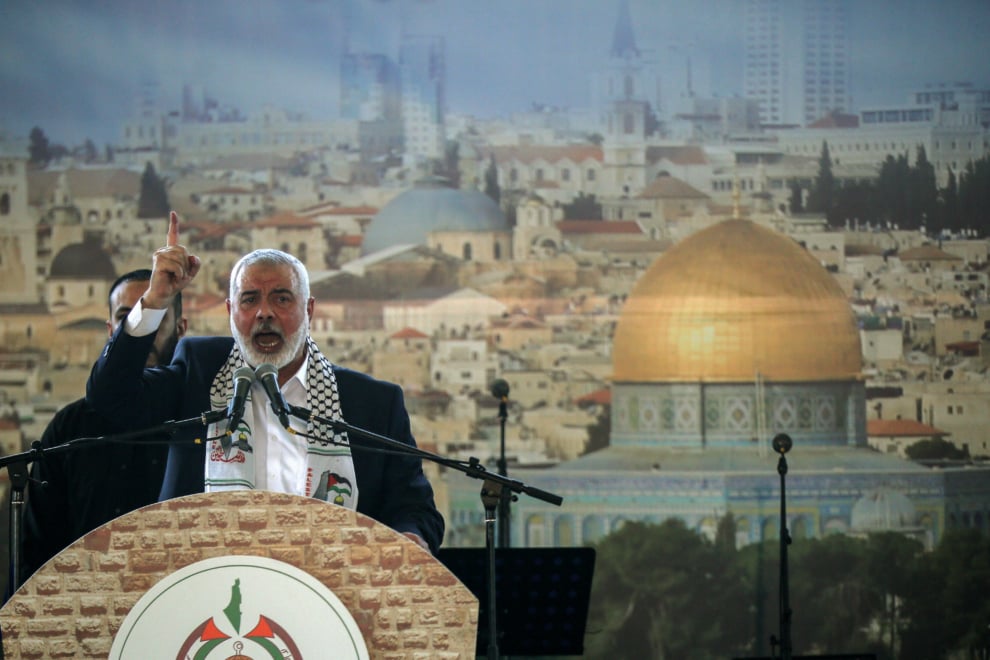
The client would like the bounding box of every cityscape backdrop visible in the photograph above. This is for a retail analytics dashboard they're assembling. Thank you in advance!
[1,1,990,657]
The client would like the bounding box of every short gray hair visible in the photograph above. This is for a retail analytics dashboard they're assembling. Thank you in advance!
[229,249,310,300]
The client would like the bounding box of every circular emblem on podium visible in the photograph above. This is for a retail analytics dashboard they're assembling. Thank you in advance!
[111,555,369,659]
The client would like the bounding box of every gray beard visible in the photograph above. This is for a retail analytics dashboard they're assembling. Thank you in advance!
[232,321,308,370]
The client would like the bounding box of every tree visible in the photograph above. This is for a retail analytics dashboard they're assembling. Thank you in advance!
[910,146,938,234]
[877,153,912,228]
[958,155,990,236]
[585,520,749,658]
[901,530,990,660]
[583,406,610,455]
[833,179,880,228]
[483,154,500,204]
[81,138,98,163]
[782,534,882,655]
[940,167,959,234]
[586,132,605,147]
[905,437,968,460]
[441,140,461,188]
[561,192,603,220]
[863,532,924,659]
[137,162,170,218]
[28,126,50,167]
[807,141,836,219]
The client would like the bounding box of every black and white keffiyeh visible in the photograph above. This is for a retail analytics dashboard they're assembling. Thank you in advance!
[203,337,358,508]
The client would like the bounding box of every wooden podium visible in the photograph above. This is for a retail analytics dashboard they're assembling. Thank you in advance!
[0,491,478,659]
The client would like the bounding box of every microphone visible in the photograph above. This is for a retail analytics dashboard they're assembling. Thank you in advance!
[226,366,255,435]
[255,363,292,430]
[490,378,510,400]
[772,433,793,455]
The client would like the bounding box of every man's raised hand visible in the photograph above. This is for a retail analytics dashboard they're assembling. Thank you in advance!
[145,212,202,309]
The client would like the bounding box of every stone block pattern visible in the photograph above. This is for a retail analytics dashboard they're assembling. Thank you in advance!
[0,491,478,659]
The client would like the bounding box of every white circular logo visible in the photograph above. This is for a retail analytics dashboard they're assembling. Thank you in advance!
[111,555,369,659]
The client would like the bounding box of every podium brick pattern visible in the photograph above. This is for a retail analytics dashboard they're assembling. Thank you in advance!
[1,491,478,659]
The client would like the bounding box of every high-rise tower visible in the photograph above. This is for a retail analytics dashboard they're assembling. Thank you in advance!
[743,0,849,127]
[399,34,446,167]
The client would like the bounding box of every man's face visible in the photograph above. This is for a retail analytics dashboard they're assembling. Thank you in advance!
[108,280,186,367]
[227,262,313,374]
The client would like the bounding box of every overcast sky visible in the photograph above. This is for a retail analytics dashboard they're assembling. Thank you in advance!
[1,0,988,146]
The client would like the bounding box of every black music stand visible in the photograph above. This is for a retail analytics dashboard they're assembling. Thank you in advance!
[438,547,596,657]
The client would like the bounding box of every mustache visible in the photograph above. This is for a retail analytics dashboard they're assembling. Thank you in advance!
[252,322,283,337]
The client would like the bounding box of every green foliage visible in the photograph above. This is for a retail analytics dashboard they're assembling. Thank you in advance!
[807,141,836,218]
[561,192,603,220]
[585,518,990,659]
[905,437,968,460]
[442,141,461,188]
[28,126,50,166]
[814,146,969,234]
[958,155,990,236]
[583,406,610,455]
[137,162,170,218]
[585,520,749,659]
[483,154,500,204]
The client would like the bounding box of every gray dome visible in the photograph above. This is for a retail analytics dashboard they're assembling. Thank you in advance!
[363,176,509,255]
[50,240,116,280]
[850,488,917,531]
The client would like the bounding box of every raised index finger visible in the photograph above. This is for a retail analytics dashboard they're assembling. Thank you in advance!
[166,211,179,247]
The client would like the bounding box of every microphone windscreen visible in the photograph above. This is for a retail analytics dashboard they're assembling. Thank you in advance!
[490,378,510,399]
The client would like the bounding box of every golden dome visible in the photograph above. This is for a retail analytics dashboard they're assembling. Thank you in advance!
[612,220,861,382]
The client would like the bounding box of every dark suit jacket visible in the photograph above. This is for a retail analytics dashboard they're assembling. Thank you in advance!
[21,398,168,579]
[86,328,444,553]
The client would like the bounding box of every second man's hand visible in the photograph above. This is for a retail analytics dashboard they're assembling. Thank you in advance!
[146,211,202,309]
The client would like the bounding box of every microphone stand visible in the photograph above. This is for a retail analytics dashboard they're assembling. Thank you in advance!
[2,408,230,593]
[495,394,511,549]
[771,433,793,660]
[288,404,562,660]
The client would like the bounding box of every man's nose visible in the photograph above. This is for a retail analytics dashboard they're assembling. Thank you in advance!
[256,298,275,318]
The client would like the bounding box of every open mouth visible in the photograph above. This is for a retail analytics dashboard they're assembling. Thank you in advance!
[253,331,284,352]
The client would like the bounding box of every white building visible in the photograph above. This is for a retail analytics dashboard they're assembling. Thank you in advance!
[774,84,990,186]
[399,34,446,167]
[743,0,850,127]
[382,287,507,336]
[429,338,496,392]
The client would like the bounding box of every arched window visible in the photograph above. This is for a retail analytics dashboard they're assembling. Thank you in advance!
[555,517,575,546]
[0,193,10,215]
[462,242,472,260]
[493,242,502,260]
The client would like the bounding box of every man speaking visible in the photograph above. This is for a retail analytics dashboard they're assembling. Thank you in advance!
[86,212,443,553]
